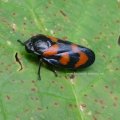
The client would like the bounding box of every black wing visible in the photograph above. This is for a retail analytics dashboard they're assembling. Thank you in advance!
[42,39,95,69]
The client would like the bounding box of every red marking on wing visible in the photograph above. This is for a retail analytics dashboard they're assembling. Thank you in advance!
[47,36,58,42]
[43,44,59,57]
[59,52,70,65]
[75,52,88,68]
[71,44,79,53]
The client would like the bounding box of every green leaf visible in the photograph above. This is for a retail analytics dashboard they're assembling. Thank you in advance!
[0,0,120,120]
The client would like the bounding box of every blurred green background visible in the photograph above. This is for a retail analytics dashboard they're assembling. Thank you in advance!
[0,0,120,120]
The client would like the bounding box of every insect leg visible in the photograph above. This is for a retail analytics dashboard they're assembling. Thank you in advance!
[38,59,43,80]
[50,66,58,77]
[42,60,58,77]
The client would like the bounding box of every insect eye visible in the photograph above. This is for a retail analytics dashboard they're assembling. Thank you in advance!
[29,43,32,46]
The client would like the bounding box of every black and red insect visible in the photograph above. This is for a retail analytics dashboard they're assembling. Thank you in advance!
[18,34,95,80]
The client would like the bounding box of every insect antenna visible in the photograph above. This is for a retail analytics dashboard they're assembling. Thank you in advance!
[17,40,25,46]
